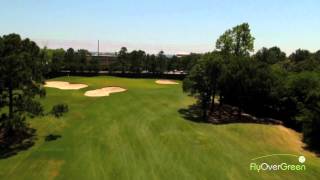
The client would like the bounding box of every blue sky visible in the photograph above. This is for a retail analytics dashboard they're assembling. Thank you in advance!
[1,0,319,54]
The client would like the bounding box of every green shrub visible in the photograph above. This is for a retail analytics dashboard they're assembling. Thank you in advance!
[51,104,69,118]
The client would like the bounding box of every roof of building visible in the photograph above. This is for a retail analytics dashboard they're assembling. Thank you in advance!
[90,52,117,57]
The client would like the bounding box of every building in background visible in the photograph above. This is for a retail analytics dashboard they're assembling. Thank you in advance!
[88,52,117,70]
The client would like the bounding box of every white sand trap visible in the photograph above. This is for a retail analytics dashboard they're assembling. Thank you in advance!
[84,87,127,97]
[45,81,88,90]
[155,79,179,85]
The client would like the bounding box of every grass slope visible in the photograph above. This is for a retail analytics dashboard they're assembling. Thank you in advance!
[0,76,319,180]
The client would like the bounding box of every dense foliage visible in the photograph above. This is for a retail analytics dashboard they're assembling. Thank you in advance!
[0,34,68,148]
[43,46,199,76]
[109,49,199,75]
[44,48,100,75]
[0,34,46,145]
[184,23,320,151]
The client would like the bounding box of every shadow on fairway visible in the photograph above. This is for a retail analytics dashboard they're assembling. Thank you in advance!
[179,104,283,125]
[45,134,62,142]
[303,145,320,157]
[178,104,204,123]
[0,128,37,159]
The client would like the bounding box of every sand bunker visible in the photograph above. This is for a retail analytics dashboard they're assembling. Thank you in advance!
[45,81,88,90]
[84,87,126,97]
[155,80,179,85]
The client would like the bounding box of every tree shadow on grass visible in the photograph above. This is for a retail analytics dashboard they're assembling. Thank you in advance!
[303,145,320,157]
[178,104,204,123]
[45,134,61,142]
[179,104,283,125]
[0,128,37,159]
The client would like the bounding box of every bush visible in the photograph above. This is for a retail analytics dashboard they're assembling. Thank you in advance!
[288,72,320,151]
[51,104,69,118]
[0,114,30,147]
[300,107,320,151]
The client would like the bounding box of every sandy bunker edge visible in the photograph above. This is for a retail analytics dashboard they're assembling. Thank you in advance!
[155,79,179,85]
[45,81,88,90]
[84,87,127,97]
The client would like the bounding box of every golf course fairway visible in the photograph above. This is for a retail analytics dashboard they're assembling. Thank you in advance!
[0,76,319,180]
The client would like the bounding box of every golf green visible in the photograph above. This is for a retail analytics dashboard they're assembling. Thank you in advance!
[0,76,319,180]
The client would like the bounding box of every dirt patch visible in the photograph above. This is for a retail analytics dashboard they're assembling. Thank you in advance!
[84,87,127,97]
[155,79,179,85]
[45,81,88,90]
[48,160,64,180]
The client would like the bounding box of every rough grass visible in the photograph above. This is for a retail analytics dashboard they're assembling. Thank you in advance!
[0,76,319,180]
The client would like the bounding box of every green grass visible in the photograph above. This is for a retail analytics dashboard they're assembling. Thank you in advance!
[0,76,319,180]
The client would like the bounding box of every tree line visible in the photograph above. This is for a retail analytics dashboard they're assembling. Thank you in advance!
[42,47,200,76]
[183,23,320,151]
[43,48,100,75]
[108,47,200,75]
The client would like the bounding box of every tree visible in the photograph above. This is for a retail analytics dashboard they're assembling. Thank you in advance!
[157,51,167,73]
[64,48,79,73]
[50,49,65,74]
[283,72,320,150]
[143,54,151,72]
[314,50,320,62]
[0,34,45,142]
[89,56,100,73]
[129,50,145,74]
[64,48,76,72]
[183,53,224,120]
[39,47,52,76]
[289,49,311,62]
[180,53,201,72]
[118,47,128,74]
[183,62,211,120]
[255,47,286,64]
[77,49,90,72]
[300,98,320,151]
[167,55,179,72]
[203,53,224,113]
[287,49,319,72]
[216,23,255,57]
[219,57,276,118]
[149,54,157,74]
